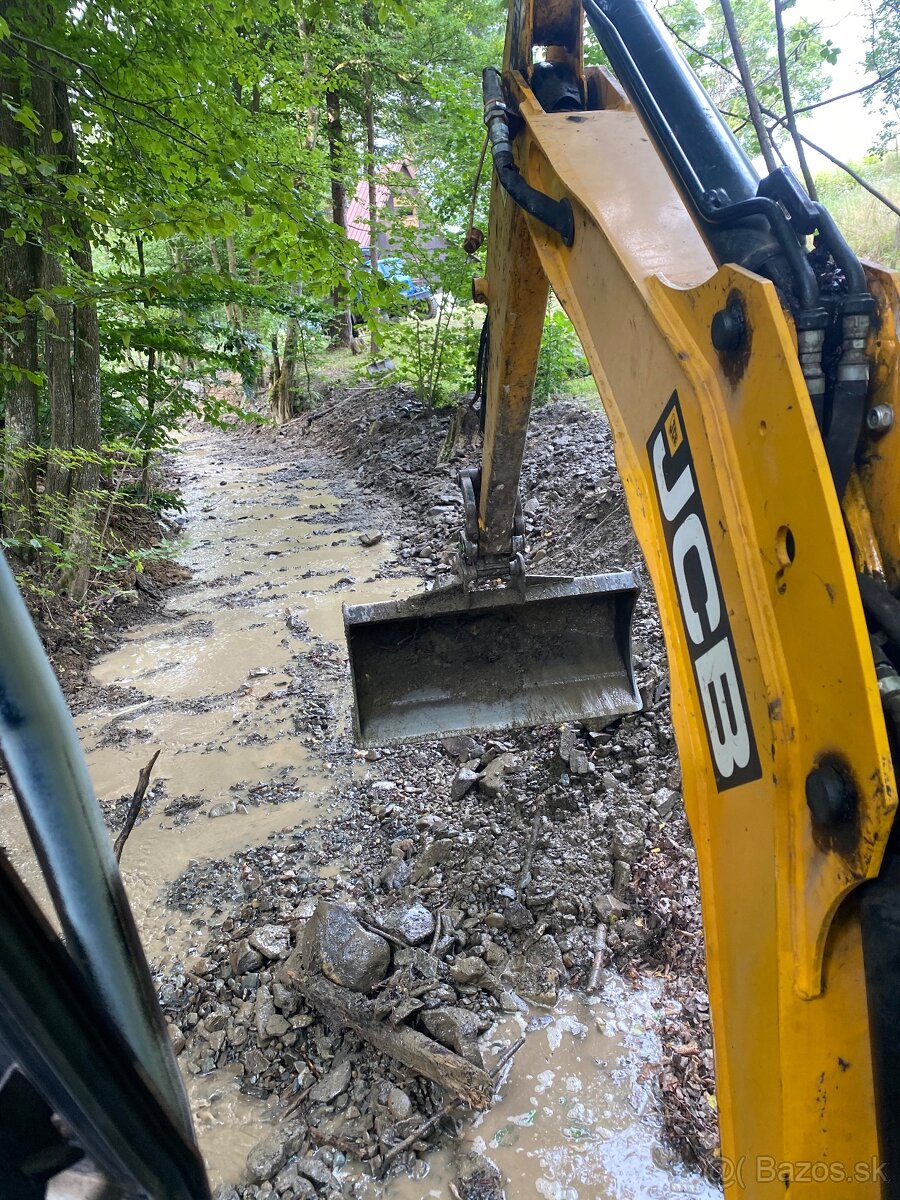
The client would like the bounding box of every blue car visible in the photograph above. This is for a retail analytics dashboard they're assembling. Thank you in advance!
[362,251,438,319]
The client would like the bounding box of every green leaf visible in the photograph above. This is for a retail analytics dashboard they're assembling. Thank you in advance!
[51,129,63,144]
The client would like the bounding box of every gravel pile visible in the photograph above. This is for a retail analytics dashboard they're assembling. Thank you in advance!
[153,387,720,1197]
[299,387,719,1176]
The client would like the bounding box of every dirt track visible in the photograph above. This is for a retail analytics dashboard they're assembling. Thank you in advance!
[1,387,721,1199]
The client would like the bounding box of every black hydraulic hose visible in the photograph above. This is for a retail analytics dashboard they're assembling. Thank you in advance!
[704,195,820,311]
[587,0,757,202]
[815,203,868,295]
[0,551,194,1141]
[482,68,575,246]
[858,573,900,650]
[475,314,489,434]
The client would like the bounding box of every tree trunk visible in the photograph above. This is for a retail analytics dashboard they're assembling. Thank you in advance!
[207,236,241,328]
[42,254,74,535]
[225,235,243,328]
[326,89,354,350]
[35,70,74,540]
[364,74,380,357]
[270,333,281,386]
[57,84,101,601]
[270,319,297,425]
[135,237,158,503]
[0,70,39,544]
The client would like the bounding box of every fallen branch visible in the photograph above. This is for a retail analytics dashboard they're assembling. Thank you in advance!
[587,924,608,994]
[379,1031,527,1176]
[517,797,545,895]
[286,968,493,1111]
[380,1095,457,1174]
[489,1034,525,1079]
[113,749,161,863]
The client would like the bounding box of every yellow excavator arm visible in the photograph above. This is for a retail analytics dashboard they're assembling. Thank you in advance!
[465,0,900,1194]
[347,0,900,1193]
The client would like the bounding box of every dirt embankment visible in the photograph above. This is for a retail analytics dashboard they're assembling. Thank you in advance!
[22,478,191,698]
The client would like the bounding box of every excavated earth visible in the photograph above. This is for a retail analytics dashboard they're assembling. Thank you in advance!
[1,385,721,1200]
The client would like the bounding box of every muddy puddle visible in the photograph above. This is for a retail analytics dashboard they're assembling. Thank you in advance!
[0,431,416,951]
[0,427,719,1198]
[194,982,718,1199]
[373,980,718,1200]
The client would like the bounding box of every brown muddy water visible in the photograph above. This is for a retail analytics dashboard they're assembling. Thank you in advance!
[1,429,719,1199]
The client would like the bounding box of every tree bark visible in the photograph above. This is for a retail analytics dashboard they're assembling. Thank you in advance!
[0,70,39,544]
[35,70,74,539]
[364,72,380,356]
[224,234,243,328]
[270,319,297,425]
[57,84,101,600]
[286,969,493,1110]
[270,333,281,386]
[326,89,354,350]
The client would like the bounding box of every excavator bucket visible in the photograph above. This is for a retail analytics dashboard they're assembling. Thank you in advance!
[344,572,641,747]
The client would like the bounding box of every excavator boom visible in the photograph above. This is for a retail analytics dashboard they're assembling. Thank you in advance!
[348,0,900,1194]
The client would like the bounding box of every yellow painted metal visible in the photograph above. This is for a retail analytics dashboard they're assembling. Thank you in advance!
[478,171,549,556]
[478,17,898,1190]
[859,265,900,591]
[844,470,886,579]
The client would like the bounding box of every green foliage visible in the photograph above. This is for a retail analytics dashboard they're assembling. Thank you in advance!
[865,0,900,150]
[378,302,481,407]
[649,0,836,156]
[534,307,590,405]
[0,439,157,583]
[816,154,900,268]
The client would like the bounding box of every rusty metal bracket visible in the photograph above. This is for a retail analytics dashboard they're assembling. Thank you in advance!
[456,467,526,596]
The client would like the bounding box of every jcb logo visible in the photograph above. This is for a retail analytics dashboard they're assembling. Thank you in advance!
[648,393,761,791]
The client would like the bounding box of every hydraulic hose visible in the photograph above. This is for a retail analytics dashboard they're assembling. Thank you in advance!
[581,0,820,312]
[482,67,575,246]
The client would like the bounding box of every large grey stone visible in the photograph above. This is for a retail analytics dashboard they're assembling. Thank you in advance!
[308,1058,352,1103]
[508,934,566,1007]
[246,1126,302,1183]
[249,924,292,960]
[611,820,644,863]
[230,939,263,975]
[290,899,390,994]
[451,767,480,801]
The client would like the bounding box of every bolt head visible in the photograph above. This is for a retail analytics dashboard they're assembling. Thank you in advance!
[711,303,746,354]
[866,404,894,433]
[806,765,855,827]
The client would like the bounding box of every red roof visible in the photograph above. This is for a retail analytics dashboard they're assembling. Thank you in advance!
[345,161,417,247]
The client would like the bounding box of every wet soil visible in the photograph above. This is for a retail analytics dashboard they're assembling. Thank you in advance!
[1,390,721,1199]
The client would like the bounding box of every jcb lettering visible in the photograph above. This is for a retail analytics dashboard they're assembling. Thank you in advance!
[696,637,752,777]
[648,393,761,791]
[672,510,720,646]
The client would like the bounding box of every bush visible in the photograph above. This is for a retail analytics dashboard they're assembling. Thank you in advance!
[534,306,590,404]
[377,301,481,407]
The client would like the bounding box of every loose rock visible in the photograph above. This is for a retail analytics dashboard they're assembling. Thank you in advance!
[291,899,390,994]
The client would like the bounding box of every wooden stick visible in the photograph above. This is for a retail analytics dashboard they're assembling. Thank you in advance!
[380,1033,527,1176]
[517,797,545,895]
[286,968,493,1110]
[489,1034,525,1079]
[380,1097,456,1173]
[587,924,608,994]
[113,749,161,863]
